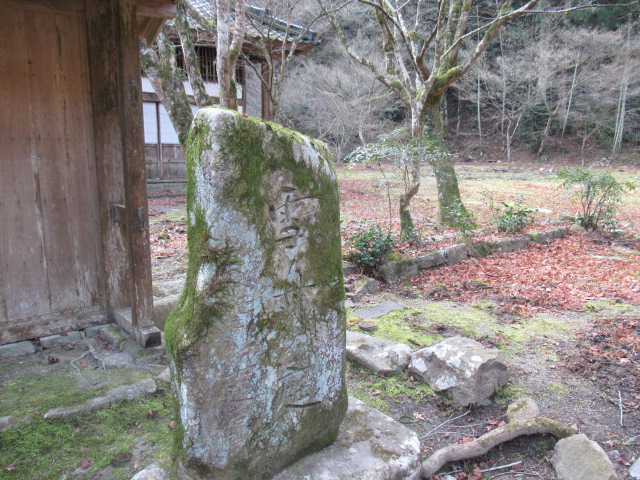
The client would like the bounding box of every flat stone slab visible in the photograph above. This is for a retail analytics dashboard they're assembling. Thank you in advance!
[274,397,421,480]
[346,331,413,374]
[552,434,616,480]
[0,340,35,357]
[40,331,82,350]
[354,300,406,319]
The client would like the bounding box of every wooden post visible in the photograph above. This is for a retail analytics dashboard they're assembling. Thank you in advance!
[115,0,159,347]
[86,0,160,347]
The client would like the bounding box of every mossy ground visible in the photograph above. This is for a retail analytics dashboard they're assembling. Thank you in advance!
[0,391,174,480]
[346,297,574,355]
[0,338,173,480]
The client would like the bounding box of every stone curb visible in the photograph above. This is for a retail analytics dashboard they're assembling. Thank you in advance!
[377,227,570,283]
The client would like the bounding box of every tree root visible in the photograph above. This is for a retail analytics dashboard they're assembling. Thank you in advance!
[421,416,576,478]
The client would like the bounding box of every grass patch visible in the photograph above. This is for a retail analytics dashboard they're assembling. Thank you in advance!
[0,369,144,424]
[0,391,174,480]
[346,362,434,414]
[494,384,533,407]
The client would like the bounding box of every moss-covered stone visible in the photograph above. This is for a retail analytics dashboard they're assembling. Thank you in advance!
[165,108,347,480]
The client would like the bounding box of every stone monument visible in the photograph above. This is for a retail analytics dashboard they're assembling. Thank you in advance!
[164,108,347,479]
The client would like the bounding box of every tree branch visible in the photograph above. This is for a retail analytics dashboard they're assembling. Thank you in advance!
[421,416,577,478]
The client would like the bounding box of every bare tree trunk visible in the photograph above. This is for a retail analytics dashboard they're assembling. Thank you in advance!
[426,102,469,227]
[613,21,631,155]
[175,0,211,107]
[561,56,579,139]
[217,0,245,110]
[477,66,482,147]
[499,30,506,142]
[398,106,423,240]
[140,32,194,145]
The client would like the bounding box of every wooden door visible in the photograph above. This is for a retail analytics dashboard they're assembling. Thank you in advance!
[0,0,106,343]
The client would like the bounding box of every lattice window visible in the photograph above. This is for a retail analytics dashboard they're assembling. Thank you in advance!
[175,46,244,84]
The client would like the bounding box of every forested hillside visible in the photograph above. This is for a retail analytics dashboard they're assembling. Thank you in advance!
[273,0,639,165]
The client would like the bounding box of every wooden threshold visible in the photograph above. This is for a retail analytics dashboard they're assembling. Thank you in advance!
[0,309,110,346]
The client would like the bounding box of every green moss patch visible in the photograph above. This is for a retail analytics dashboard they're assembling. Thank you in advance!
[346,363,434,414]
[0,368,145,424]
[0,391,174,480]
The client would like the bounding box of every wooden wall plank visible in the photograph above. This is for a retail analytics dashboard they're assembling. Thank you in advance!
[25,11,80,312]
[0,6,49,319]
[55,11,105,309]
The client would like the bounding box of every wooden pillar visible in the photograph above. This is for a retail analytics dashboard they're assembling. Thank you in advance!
[261,61,273,121]
[86,0,160,347]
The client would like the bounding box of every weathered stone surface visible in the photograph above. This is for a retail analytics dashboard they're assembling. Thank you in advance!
[353,300,406,320]
[165,108,347,479]
[84,323,112,339]
[378,257,420,283]
[274,397,421,480]
[442,244,468,266]
[351,277,382,297]
[469,241,497,258]
[507,397,540,423]
[417,251,445,269]
[408,336,508,406]
[99,325,130,350]
[130,464,168,480]
[343,261,358,275]
[44,378,157,419]
[0,340,35,357]
[530,227,569,244]
[153,293,180,330]
[157,368,171,383]
[0,416,14,431]
[358,321,378,331]
[552,434,616,480]
[495,236,530,253]
[549,227,569,239]
[100,325,165,366]
[346,331,413,374]
[629,457,640,479]
[40,331,82,350]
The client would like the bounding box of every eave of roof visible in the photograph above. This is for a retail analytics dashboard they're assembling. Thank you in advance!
[137,0,177,44]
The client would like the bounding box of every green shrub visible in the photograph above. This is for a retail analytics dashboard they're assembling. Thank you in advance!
[496,201,534,233]
[557,168,635,230]
[347,224,396,270]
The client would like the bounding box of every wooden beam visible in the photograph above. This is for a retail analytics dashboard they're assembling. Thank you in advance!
[0,0,83,15]
[0,309,110,346]
[137,0,175,18]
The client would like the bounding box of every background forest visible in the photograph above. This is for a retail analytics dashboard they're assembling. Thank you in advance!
[263,0,640,165]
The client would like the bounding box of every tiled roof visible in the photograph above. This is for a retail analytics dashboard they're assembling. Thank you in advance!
[186,1,318,44]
